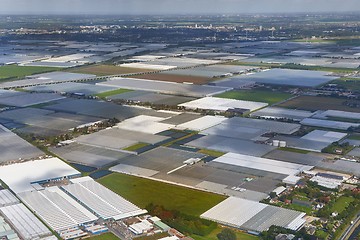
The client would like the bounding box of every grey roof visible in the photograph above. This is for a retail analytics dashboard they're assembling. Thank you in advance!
[0,130,44,163]
[186,135,275,157]
[301,118,359,130]
[225,117,300,135]
[0,92,65,107]
[229,69,336,87]
[251,107,314,121]
[115,146,205,173]
[25,82,117,95]
[50,143,130,168]
[44,99,176,120]
[242,205,304,232]
[317,160,360,176]
[97,77,230,97]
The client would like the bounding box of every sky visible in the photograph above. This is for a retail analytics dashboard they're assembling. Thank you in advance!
[0,0,359,15]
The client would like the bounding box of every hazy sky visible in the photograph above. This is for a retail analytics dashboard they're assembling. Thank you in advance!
[0,0,359,15]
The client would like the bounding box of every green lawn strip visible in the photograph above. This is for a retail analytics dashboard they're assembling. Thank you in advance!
[348,135,360,140]
[161,132,196,147]
[293,38,336,43]
[0,65,59,80]
[329,79,360,92]
[88,232,119,240]
[14,88,30,92]
[230,61,355,73]
[281,202,313,215]
[278,147,311,154]
[98,173,227,217]
[123,142,149,151]
[331,196,355,213]
[216,90,292,105]
[136,232,169,240]
[191,227,259,240]
[279,63,355,73]
[315,229,330,239]
[294,194,310,201]
[198,149,226,157]
[95,88,133,98]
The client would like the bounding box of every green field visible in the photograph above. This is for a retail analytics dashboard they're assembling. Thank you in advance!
[278,95,360,113]
[289,203,313,215]
[231,61,356,73]
[349,134,360,140]
[123,142,149,151]
[0,65,59,80]
[332,79,360,92]
[98,173,227,217]
[198,149,226,157]
[136,233,169,240]
[95,88,133,98]
[279,147,311,154]
[88,233,118,240]
[331,196,355,213]
[216,90,292,105]
[191,227,259,240]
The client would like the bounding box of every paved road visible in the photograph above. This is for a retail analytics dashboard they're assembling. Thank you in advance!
[340,214,360,240]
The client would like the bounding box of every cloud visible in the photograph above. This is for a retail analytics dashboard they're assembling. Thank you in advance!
[0,0,359,14]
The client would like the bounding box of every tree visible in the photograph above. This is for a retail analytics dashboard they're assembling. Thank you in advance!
[270,192,277,199]
[217,228,237,240]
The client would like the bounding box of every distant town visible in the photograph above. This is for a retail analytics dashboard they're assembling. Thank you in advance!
[0,13,359,240]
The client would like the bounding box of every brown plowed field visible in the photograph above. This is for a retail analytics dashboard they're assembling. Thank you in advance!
[278,95,360,113]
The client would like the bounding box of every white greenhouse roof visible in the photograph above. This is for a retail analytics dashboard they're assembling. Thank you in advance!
[62,177,146,220]
[0,189,19,207]
[0,158,80,193]
[175,115,226,131]
[213,153,313,177]
[116,115,174,134]
[201,197,306,233]
[0,203,52,240]
[19,187,98,232]
[179,97,268,112]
